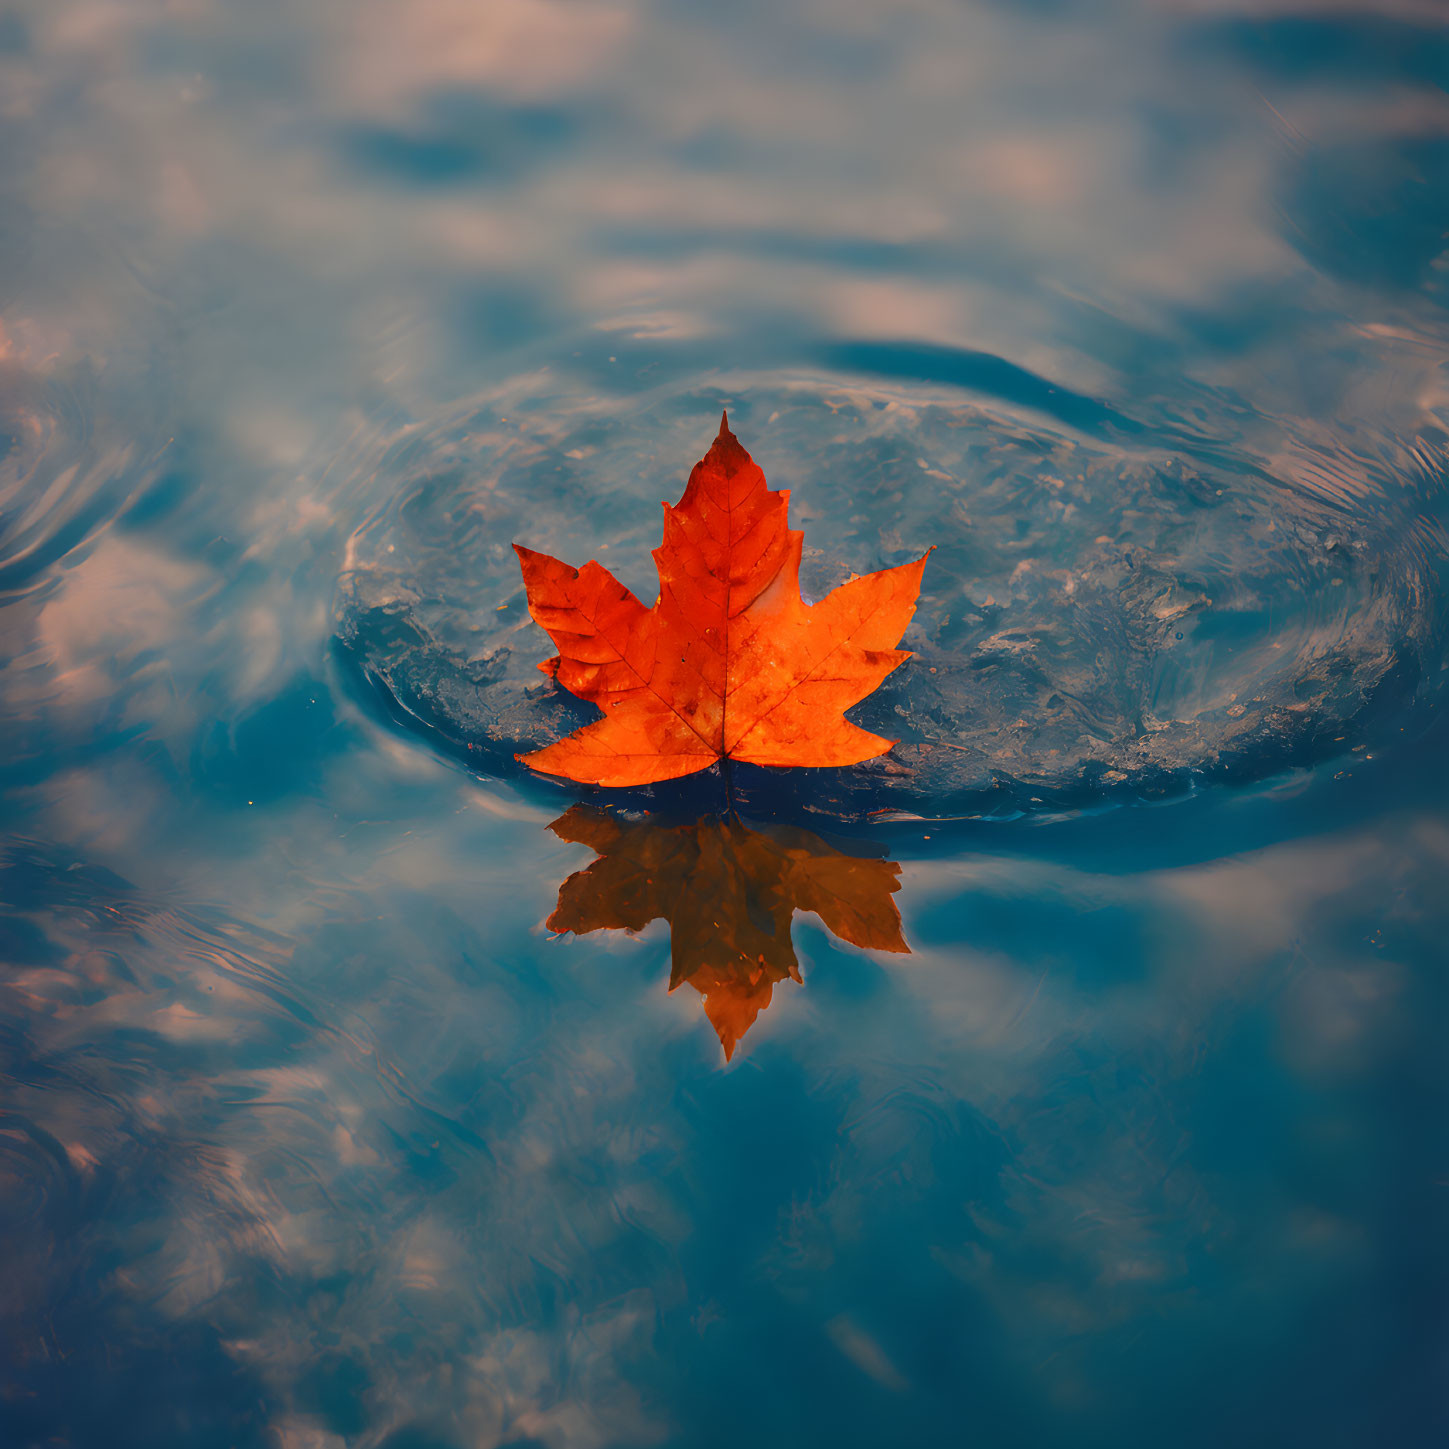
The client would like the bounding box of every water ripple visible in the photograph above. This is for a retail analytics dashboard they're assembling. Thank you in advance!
[0,358,171,599]
[333,369,1447,819]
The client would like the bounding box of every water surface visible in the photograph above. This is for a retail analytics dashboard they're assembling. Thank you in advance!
[1,3,1447,1447]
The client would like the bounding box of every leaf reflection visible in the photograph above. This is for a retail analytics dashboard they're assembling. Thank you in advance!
[546,807,909,1059]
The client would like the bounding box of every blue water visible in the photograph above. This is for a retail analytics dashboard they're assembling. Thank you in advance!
[2,3,1447,1447]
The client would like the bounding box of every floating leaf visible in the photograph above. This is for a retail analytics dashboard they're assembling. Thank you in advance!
[514,415,929,786]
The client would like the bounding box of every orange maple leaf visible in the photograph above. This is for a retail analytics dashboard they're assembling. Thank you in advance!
[546,806,909,1059]
[513,414,929,787]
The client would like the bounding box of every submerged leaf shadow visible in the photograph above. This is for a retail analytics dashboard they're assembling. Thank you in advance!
[546,807,909,1059]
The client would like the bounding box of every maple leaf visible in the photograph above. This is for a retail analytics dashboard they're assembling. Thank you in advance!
[513,414,929,786]
[546,807,909,1059]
